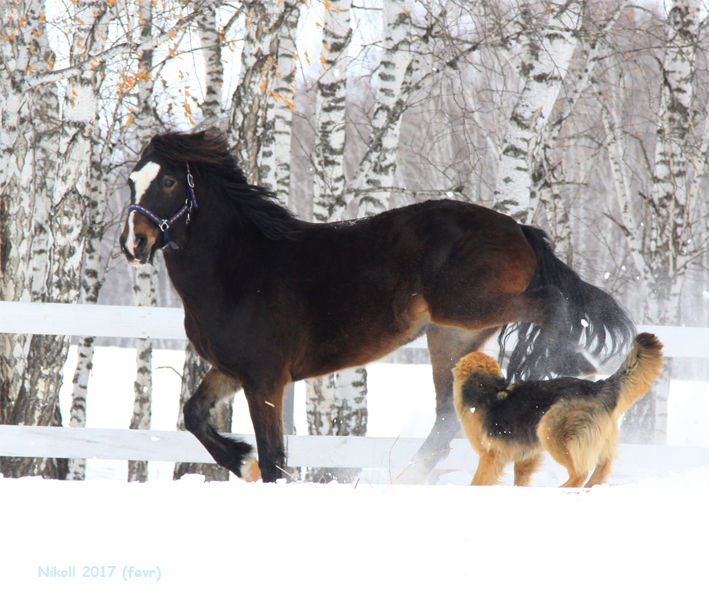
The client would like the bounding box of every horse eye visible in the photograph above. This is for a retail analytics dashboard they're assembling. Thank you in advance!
[162,177,176,189]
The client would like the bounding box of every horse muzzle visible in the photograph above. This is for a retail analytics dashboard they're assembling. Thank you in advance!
[120,226,157,267]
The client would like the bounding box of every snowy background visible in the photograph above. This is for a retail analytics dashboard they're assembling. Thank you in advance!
[2,345,709,594]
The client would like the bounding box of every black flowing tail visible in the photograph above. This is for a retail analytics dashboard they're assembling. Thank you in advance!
[500,226,635,382]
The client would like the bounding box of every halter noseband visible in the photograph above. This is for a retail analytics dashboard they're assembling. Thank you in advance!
[127,163,199,250]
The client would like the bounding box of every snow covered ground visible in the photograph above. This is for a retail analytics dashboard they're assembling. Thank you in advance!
[2,346,709,594]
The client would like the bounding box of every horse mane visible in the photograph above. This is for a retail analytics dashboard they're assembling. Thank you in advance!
[145,131,300,241]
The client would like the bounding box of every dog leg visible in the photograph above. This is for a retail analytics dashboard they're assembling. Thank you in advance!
[585,458,613,487]
[513,453,543,486]
[544,436,589,487]
[471,451,507,486]
[560,471,589,488]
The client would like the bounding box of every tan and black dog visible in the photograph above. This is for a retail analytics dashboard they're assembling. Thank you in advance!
[452,333,663,488]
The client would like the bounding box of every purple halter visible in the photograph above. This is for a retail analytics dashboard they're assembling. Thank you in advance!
[127,163,199,250]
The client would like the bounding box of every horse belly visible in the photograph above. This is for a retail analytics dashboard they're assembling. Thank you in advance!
[294,295,431,380]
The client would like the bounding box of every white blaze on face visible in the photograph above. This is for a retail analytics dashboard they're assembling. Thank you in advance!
[125,161,161,257]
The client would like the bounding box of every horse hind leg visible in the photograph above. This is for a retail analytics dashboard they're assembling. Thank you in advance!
[183,368,258,480]
[398,326,497,484]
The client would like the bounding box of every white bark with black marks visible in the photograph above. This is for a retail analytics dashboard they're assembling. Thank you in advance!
[197,1,224,131]
[0,0,111,478]
[259,1,300,208]
[492,1,582,223]
[357,0,413,218]
[312,0,352,223]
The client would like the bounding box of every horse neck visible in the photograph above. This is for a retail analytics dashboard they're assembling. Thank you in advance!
[162,201,243,303]
[162,194,285,309]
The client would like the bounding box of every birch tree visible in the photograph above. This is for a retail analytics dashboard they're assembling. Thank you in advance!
[311,0,351,223]
[259,1,300,205]
[67,138,112,480]
[491,0,583,224]
[229,1,301,184]
[595,1,706,443]
[126,0,162,483]
[0,0,59,444]
[530,2,628,265]
[355,0,413,218]
[64,2,116,480]
[0,0,112,478]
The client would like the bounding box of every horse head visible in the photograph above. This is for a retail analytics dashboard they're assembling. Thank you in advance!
[120,142,198,266]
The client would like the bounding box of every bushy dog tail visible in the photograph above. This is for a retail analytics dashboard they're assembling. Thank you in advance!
[608,333,664,416]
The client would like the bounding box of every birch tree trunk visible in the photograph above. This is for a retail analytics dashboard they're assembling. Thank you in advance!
[63,2,114,481]
[197,0,224,131]
[128,266,158,482]
[617,0,700,444]
[257,3,301,438]
[229,1,299,184]
[0,0,108,478]
[491,1,582,223]
[259,1,299,208]
[67,129,113,480]
[127,0,160,482]
[333,3,480,222]
[305,367,367,483]
[305,0,352,479]
[356,0,412,218]
[0,0,59,437]
[531,3,627,264]
[336,2,416,477]
[312,0,351,223]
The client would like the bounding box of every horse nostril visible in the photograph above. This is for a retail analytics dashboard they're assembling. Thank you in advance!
[134,233,147,255]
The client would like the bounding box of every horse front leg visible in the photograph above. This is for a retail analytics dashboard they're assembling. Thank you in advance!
[183,368,259,480]
[244,384,287,483]
[398,327,497,484]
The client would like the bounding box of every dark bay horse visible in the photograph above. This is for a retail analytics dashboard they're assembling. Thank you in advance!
[119,131,634,483]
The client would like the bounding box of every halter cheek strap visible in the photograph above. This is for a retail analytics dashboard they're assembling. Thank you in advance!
[127,163,198,250]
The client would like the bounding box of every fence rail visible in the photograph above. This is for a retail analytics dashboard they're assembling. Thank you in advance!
[1,301,707,357]
[0,426,471,470]
[2,425,707,482]
[0,302,186,340]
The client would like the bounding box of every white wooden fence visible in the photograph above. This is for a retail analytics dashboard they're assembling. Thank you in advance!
[1,301,708,477]
[1,301,707,356]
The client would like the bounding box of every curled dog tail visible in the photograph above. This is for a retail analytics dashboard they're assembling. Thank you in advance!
[609,333,664,416]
